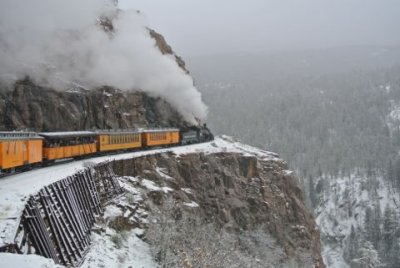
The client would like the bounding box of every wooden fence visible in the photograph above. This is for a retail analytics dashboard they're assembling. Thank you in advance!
[10,161,123,267]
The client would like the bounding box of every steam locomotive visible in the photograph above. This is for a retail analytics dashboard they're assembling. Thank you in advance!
[0,125,213,174]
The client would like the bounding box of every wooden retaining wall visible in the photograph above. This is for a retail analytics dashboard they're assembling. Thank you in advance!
[13,162,123,267]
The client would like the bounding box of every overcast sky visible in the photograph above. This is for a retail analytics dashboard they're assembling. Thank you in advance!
[119,0,400,57]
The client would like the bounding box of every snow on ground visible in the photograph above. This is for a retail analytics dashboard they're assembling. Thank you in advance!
[0,253,63,268]
[81,175,159,268]
[82,228,157,268]
[0,136,277,248]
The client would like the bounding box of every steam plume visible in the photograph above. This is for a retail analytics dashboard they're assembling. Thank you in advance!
[0,0,207,124]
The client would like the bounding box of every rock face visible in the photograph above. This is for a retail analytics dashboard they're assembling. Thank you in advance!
[112,145,324,267]
[149,29,188,73]
[0,78,188,131]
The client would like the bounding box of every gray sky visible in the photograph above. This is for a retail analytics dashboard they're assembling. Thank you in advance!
[119,0,400,57]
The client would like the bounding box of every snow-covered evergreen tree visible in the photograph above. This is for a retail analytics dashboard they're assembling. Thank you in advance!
[352,241,383,268]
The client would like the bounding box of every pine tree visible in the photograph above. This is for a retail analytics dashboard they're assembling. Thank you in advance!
[386,240,400,268]
[308,175,318,208]
[386,160,394,186]
[364,206,382,248]
[382,205,397,254]
[352,241,383,268]
[346,225,360,263]
[372,205,382,249]
[394,157,400,190]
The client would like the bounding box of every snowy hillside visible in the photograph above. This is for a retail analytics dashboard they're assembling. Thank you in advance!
[315,173,400,267]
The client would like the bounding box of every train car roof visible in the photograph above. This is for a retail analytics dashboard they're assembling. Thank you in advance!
[141,128,180,133]
[96,130,141,135]
[0,131,42,140]
[38,131,96,139]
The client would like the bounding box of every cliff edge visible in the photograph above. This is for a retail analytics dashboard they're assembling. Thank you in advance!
[98,137,325,267]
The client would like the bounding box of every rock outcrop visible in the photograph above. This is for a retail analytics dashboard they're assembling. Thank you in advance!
[149,29,188,73]
[111,138,325,267]
[0,78,189,131]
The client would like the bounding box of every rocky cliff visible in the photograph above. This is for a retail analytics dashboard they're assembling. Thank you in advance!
[100,137,325,268]
[0,78,188,131]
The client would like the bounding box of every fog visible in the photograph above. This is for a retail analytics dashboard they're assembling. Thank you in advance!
[0,0,207,124]
[119,0,400,57]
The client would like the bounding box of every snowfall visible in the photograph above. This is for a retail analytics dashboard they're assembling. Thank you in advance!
[0,136,279,267]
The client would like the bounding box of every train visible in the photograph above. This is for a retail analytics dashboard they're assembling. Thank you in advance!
[0,125,213,174]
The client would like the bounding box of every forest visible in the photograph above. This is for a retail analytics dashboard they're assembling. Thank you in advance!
[190,46,400,267]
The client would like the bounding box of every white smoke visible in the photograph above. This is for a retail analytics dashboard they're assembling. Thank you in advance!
[0,0,207,124]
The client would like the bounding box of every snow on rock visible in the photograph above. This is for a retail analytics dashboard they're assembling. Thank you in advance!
[183,201,199,208]
[155,166,175,181]
[103,205,124,221]
[181,188,192,194]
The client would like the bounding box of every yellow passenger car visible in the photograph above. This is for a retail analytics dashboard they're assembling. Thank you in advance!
[39,131,97,161]
[0,132,43,171]
[141,129,180,147]
[97,130,142,152]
